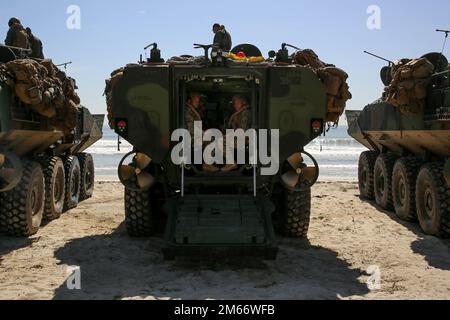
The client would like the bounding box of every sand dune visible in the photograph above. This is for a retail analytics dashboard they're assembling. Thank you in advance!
[0,180,449,300]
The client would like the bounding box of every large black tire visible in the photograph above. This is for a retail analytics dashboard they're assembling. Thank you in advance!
[125,188,154,237]
[358,151,378,200]
[374,153,397,210]
[63,156,81,212]
[415,163,450,238]
[0,161,45,236]
[41,156,65,221]
[277,186,311,239]
[78,153,95,201]
[392,157,422,222]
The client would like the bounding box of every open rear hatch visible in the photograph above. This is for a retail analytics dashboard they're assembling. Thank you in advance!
[163,195,278,260]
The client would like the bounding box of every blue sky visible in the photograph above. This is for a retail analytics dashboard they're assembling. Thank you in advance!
[1,0,450,117]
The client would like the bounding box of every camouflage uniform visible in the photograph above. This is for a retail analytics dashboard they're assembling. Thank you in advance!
[185,103,202,138]
[4,27,15,46]
[221,106,252,171]
[28,33,44,59]
[213,28,232,51]
[4,23,29,49]
[228,106,252,130]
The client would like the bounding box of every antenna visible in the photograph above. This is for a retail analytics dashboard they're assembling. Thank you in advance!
[282,43,301,51]
[144,43,157,51]
[436,29,450,71]
[56,61,72,71]
[363,51,393,66]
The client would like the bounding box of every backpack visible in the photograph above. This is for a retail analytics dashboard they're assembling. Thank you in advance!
[222,29,232,51]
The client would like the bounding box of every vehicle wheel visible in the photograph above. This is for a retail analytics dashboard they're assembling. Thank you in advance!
[277,184,311,238]
[78,153,95,201]
[358,151,378,200]
[0,161,45,236]
[416,163,450,238]
[392,157,422,222]
[41,156,65,221]
[125,187,153,237]
[63,156,81,211]
[374,153,397,210]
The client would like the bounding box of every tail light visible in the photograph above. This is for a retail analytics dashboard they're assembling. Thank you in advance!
[116,119,128,134]
[311,119,323,135]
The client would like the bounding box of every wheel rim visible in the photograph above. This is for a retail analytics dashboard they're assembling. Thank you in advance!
[55,168,64,203]
[423,186,435,220]
[31,189,37,216]
[377,174,385,197]
[85,169,93,191]
[71,169,80,199]
[398,177,406,207]
[30,176,43,217]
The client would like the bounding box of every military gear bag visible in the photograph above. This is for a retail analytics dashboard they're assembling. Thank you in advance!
[1,59,81,132]
[222,29,232,52]
[294,50,352,124]
[385,57,434,114]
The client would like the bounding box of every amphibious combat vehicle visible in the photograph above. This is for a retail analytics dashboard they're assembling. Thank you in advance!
[0,44,104,237]
[106,42,351,259]
[347,39,450,238]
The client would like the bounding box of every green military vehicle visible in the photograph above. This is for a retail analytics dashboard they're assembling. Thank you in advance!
[0,44,104,237]
[106,43,350,259]
[347,39,450,238]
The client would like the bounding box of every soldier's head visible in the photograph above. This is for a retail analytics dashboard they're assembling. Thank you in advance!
[25,27,32,36]
[8,17,21,28]
[212,23,222,34]
[188,92,202,109]
[232,95,248,112]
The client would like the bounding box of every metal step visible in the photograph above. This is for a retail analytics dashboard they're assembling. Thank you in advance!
[162,195,278,260]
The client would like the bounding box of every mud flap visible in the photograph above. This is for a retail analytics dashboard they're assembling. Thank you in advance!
[162,195,278,260]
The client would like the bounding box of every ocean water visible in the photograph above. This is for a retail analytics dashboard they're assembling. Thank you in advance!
[86,127,367,180]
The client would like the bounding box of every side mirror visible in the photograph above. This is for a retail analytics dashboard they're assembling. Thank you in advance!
[268,50,276,59]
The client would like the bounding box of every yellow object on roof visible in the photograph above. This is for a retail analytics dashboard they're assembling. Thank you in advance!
[225,53,265,63]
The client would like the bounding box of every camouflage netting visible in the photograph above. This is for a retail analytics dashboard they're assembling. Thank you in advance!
[167,56,208,65]
[293,49,352,124]
[104,67,124,129]
[0,59,80,132]
[385,58,435,114]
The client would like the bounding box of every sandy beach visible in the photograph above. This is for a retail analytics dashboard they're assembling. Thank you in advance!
[0,180,449,300]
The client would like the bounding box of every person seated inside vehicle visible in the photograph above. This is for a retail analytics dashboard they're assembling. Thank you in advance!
[185,92,220,173]
[185,92,203,138]
[222,95,252,172]
[227,95,252,130]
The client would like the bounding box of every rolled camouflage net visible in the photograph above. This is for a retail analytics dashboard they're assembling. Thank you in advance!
[167,56,208,65]
[104,67,124,129]
[385,58,434,114]
[293,49,352,124]
[0,59,80,132]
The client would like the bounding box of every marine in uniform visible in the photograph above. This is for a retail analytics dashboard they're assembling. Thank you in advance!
[212,23,232,52]
[222,95,252,172]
